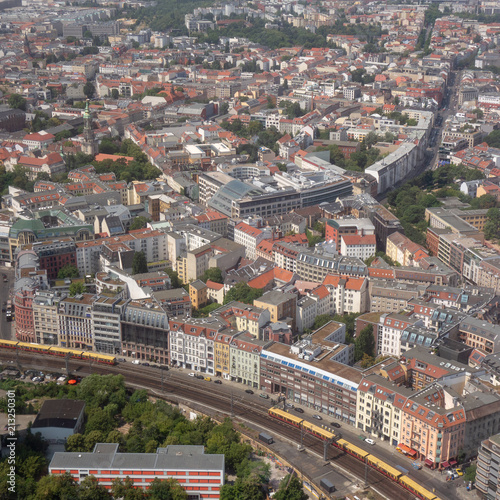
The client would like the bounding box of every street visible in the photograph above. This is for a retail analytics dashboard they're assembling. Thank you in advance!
[0,266,14,340]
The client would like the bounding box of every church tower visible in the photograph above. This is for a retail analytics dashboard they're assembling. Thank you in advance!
[23,33,32,57]
[82,99,97,156]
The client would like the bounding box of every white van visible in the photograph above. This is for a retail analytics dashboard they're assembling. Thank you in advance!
[132,360,140,365]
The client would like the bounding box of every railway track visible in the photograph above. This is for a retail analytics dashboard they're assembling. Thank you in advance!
[0,352,429,499]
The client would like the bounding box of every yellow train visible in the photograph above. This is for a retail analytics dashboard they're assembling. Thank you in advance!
[0,339,116,365]
[268,407,335,441]
[269,407,442,500]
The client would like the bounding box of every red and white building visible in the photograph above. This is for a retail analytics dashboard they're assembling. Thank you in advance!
[340,234,376,261]
[22,131,55,150]
[233,222,271,260]
[49,443,224,498]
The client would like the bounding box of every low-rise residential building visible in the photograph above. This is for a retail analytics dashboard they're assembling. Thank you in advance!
[206,280,224,304]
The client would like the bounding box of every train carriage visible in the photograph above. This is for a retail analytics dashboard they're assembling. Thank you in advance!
[366,455,403,481]
[340,440,370,460]
[399,475,438,500]
[0,340,19,349]
[301,420,335,441]
[48,347,85,359]
[87,352,117,365]
[268,407,304,428]
[17,342,50,354]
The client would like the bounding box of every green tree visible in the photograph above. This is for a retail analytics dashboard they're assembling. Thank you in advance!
[111,89,120,99]
[79,475,112,500]
[129,216,151,231]
[33,473,79,499]
[98,137,120,155]
[274,475,307,500]
[485,129,500,148]
[65,433,85,451]
[354,325,375,361]
[132,251,148,275]
[165,267,181,288]
[84,430,105,452]
[112,477,146,500]
[83,82,95,99]
[220,477,265,500]
[202,267,223,284]
[463,463,476,482]
[223,282,263,305]
[485,207,500,240]
[219,102,229,115]
[312,314,333,330]
[148,478,188,499]
[8,93,27,111]
[57,264,80,279]
[360,352,375,368]
[69,281,85,296]
[470,194,497,209]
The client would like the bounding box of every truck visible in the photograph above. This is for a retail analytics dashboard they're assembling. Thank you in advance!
[320,478,335,493]
[258,432,274,445]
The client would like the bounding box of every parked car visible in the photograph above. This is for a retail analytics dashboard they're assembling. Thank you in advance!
[294,408,304,413]
[142,362,150,366]
[259,393,269,399]
[285,403,294,409]
[196,374,204,379]
[453,468,464,476]
[188,372,195,377]
[204,377,211,382]
[245,389,254,394]
[365,439,375,445]
[214,380,222,384]
[117,358,126,362]
[330,422,341,428]
[313,414,322,420]
[412,462,422,470]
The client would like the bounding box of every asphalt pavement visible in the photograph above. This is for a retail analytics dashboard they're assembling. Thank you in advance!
[0,266,14,340]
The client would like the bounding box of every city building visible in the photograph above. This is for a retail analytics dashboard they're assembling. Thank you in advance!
[49,444,224,497]
[32,399,85,445]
